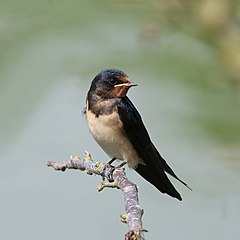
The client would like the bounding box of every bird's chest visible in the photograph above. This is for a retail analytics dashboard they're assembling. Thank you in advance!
[86,110,140,168]
[87,109,122,141]
[86,110,123,155]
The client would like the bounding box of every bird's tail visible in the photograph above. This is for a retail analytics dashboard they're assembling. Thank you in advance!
[135,164,182,201]
[160,157,193,191]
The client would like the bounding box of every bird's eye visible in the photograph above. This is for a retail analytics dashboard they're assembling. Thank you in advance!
[109,78,118,85]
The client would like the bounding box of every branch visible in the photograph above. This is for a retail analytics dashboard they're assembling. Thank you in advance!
[47,152,147,240]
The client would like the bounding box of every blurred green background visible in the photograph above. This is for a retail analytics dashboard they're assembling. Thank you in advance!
[0,0,239,239]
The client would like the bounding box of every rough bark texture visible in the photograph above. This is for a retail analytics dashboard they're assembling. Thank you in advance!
[47,152,146,240]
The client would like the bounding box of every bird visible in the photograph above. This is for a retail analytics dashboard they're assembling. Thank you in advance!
[85,68,191,201]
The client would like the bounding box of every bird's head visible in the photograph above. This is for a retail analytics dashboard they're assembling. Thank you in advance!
[89,68,137,98]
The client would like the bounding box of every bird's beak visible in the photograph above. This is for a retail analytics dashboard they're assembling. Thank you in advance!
[112,78,137,97]
[114,81,138,88]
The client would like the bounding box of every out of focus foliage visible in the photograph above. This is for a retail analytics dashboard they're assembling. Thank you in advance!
[109,0,240,86]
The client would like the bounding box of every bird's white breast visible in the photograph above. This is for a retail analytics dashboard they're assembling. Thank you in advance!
[86,109,143,168]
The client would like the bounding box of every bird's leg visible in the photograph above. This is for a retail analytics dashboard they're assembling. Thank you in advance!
[102,159,127,182]
[102,158,116,182]
[116,160,127,169]
[108,157,116,165]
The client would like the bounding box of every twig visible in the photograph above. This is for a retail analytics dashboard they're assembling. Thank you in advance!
[47,152,147,240]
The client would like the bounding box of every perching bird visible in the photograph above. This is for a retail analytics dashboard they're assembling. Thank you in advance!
[85,68,191,201]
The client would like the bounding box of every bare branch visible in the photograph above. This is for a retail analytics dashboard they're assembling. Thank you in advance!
[47,152,147,239]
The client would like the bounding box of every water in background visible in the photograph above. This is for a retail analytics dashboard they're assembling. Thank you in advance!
[0,1,239,240]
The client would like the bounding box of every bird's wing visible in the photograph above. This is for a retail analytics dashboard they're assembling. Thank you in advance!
[117,97,191,193]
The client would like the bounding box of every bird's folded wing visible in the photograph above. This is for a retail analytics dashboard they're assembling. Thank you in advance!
[117,97,191,190]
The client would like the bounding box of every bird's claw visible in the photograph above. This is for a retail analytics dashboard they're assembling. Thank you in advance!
[101,162,115,182]
[102,159,127,182]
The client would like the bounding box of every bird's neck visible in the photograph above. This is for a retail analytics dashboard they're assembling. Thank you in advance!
[87,91,122,117]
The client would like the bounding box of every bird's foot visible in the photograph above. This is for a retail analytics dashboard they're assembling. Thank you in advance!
[102,159,127,182]
[101,158,116,182]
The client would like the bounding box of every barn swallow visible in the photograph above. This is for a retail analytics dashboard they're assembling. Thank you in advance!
[85,68,191,201]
